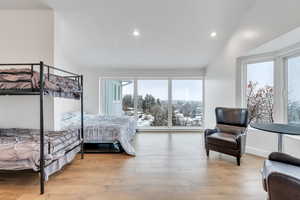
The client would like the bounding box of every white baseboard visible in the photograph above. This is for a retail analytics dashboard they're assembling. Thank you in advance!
[246,146,271,158]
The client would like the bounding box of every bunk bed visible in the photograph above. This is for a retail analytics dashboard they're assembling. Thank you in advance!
[0,62,84,195]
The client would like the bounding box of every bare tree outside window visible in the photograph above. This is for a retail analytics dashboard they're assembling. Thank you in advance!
[246,61,274,124]
[247,81,274,124]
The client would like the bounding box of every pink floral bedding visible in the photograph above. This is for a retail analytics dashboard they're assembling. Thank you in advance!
[0,68,80,93]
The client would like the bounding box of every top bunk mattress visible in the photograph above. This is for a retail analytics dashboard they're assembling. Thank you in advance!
[0,68,81,98]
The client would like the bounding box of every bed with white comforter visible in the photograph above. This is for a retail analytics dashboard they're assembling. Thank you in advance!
[60,113,137,156]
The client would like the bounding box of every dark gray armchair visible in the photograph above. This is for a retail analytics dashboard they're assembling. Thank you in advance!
[204,107,249,165]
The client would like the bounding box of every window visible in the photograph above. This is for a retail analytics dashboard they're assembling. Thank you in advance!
[121,80,134,116]
[239,43,300,126]
[137,80,168,127]
[172,80,203,127]
[287,56,300,124]
[102,78,204,129]
[246,61,274,123]
[104,80,134,116]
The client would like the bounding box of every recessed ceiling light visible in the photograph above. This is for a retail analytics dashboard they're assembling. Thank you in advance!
[132,29,140,37]
[210,32,217,38]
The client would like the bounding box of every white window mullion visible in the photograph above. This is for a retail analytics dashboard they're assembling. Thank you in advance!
[134,79,138,118]
[236,58,244,107]
[99,78,104,114]
[241,62,248,108]
[273,56,286,123]
[168,79,172,128]
[202,77,206,128]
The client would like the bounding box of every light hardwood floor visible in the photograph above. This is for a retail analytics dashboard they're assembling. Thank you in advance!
[0,133,266,200]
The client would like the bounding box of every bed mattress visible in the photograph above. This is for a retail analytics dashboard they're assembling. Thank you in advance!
[0,128,81,177]
[0,68,81,98]
[60,113,137,156]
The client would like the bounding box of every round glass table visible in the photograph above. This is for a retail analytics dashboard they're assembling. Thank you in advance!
[250,123,300,152]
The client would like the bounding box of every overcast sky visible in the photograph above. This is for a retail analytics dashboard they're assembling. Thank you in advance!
[247,61,274,87]
[288,56,300,101]
[247,58,300,101]
[122,80,203,101]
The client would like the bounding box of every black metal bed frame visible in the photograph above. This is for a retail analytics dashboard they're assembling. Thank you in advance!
[0,61,84,195]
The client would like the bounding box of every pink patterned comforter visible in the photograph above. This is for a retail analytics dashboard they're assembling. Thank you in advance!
[0,68,80,92]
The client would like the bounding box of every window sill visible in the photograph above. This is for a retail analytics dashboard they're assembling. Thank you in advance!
[285,135,300,141]
[248,127,300,141]
[138,127,203,132]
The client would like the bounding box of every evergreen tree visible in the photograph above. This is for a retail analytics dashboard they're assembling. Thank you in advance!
[122,94,133,111]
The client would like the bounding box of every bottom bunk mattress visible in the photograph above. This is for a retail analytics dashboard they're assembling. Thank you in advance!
[60,113,137,156]
[0,128,81,180]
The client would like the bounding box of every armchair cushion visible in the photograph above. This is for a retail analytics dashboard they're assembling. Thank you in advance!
[207,132,238,149]
[216,124,246,135]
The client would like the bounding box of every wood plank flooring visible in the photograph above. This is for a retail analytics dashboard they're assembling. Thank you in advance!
[0,133,266,200]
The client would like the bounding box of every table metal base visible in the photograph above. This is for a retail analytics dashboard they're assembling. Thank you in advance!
[278,134,283,152]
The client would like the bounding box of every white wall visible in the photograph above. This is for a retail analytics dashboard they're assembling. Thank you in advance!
[53,11,83,129]
[248,26,300,55]
[54,98,80,130]
[78,68,100,115]
[0,10,54,129]
[205,0,300,157]
[0,10,54,64]
[53,11,100,123]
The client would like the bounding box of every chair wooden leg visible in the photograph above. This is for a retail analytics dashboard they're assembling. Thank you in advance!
[237,156,241,166]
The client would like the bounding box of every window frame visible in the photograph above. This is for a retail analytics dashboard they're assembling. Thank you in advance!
[284,53,300,124]
[242,60,275,123]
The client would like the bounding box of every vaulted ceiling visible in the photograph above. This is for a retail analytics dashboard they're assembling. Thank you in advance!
[0,0,255,68]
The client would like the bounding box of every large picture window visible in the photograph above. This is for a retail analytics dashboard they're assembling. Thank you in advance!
[287,56,300,124]
[137,80,168,127]
[172,80,203,127]
[246,61,274,123]
[102,78,204,129]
